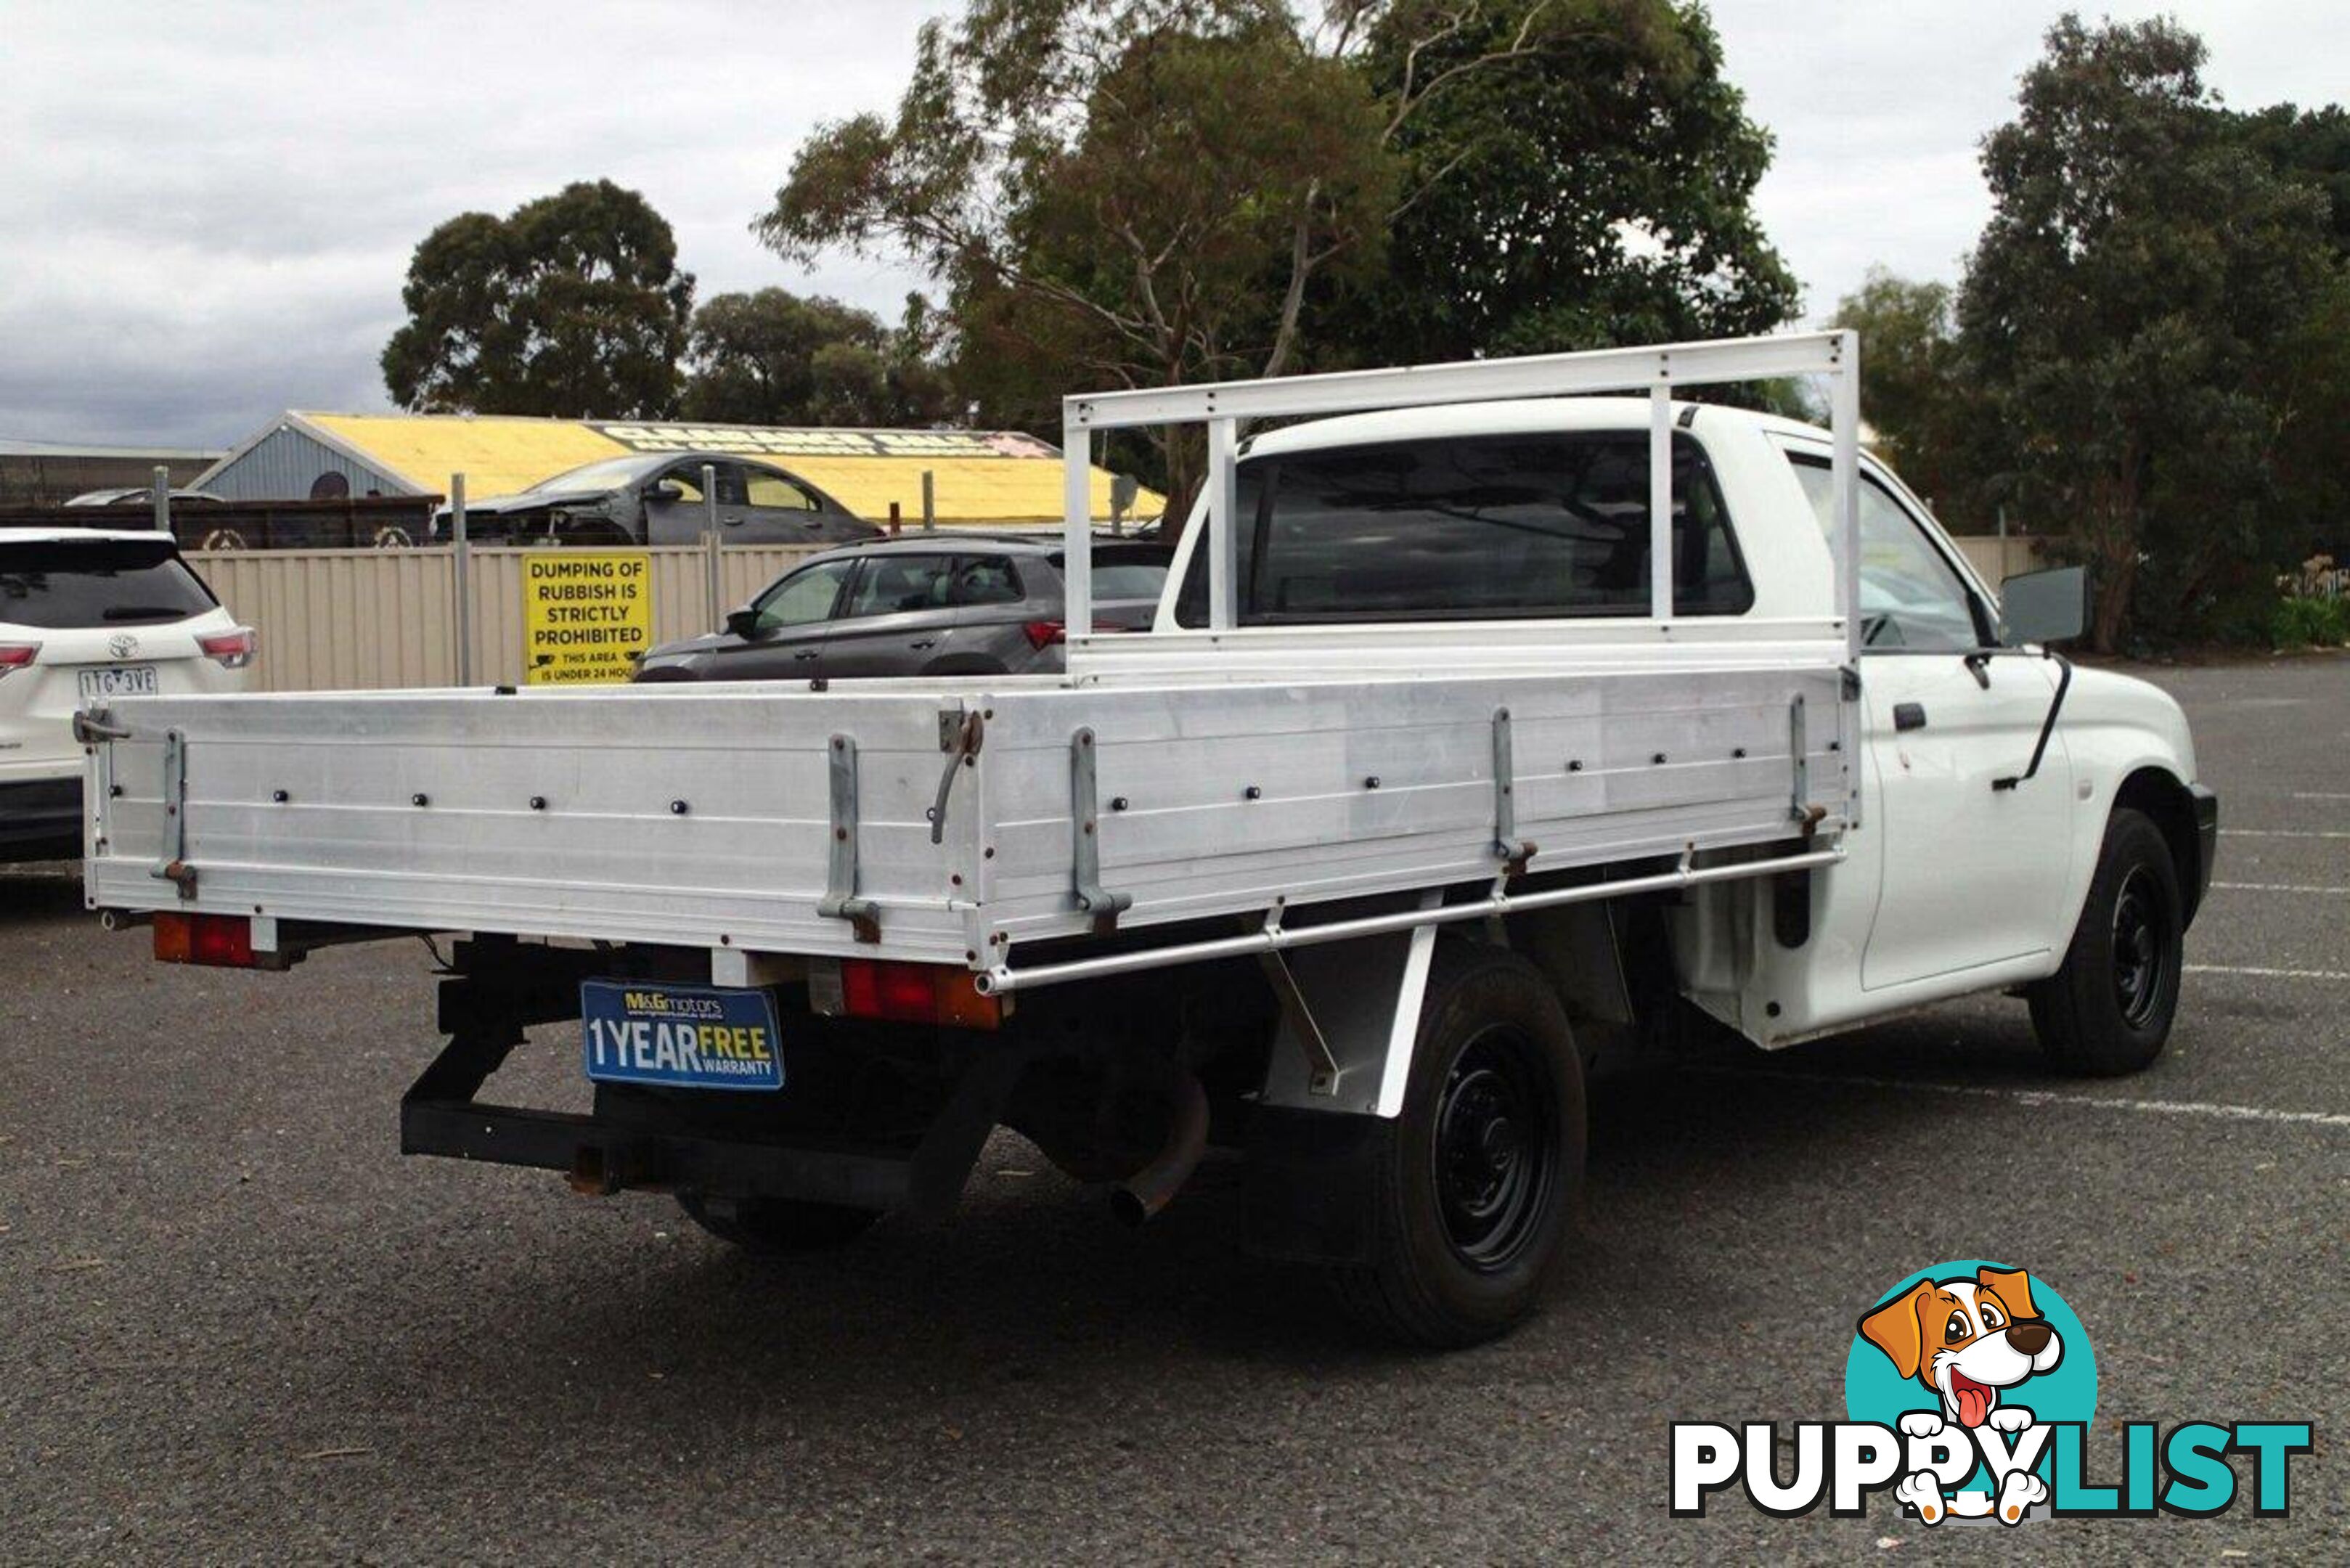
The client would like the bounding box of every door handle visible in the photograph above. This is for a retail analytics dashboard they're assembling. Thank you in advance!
[908,640,936,650]
[1893,702,1927,732]
[722,515,745,526]
[794,649,819,661]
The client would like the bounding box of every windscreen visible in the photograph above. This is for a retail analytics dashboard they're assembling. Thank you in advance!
[526,456,650,493]
[0,539,219,628]
[1177,429,1751,625]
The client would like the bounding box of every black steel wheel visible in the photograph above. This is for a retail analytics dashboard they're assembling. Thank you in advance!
[1331,942,1583,1348]
[1431,1029,1557,1273]
[2030,808,2183,1076]
[2109,865,2174,1032]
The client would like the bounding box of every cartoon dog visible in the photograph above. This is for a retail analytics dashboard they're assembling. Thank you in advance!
[1860,1265,2063,1432]
[1859,1266,2065,1524]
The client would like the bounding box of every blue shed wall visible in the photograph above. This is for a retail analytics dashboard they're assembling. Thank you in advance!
[200,425,416,502]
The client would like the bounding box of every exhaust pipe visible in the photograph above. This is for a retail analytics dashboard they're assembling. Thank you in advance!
[1109,1069,1209,1227]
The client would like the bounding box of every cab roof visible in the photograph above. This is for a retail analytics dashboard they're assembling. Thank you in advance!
[1239,396,1824,458]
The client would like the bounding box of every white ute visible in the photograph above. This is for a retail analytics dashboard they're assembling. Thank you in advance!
[2,526,253,859]
[78,335,2215,1346]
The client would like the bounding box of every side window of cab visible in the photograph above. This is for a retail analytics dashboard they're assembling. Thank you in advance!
[1786,455,1986,652]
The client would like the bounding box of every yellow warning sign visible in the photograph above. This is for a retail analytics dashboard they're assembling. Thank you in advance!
[522,551,653,685]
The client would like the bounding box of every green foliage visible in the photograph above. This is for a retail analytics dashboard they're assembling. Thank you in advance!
[1956,15,2338,651]
[760,1,1797,503]
[1829,269,1991,524]
[383,181,693,418]
[2237,102,2350,258]
[2270,593,2349,650]
[1323,0,1795,366]
[682,290,958,427]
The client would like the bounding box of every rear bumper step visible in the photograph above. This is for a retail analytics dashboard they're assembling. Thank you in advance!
[400,1096,915,1211]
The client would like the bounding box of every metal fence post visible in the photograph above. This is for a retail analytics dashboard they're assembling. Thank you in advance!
[451,473,473,687]
[702,462,723,629]
[152,465,169,536]
[921,469,935,531]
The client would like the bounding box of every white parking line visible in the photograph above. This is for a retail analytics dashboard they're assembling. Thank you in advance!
[2211,881,2349,895]
[1688,1066,2350,1129]
[2222,829,2350,840]
[2186,963,2350,981]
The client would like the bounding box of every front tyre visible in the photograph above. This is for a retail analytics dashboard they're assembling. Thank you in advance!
[1331,942,1584,1348]
[2028,807,2183,1076]
[676,1191,879,1254]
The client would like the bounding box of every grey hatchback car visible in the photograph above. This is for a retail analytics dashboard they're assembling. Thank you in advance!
[634,533,1170,682]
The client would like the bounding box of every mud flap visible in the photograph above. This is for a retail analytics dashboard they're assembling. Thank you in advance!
[1241,1106,1394,1265]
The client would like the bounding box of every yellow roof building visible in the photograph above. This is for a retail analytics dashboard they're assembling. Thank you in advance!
[195,412,1156,527]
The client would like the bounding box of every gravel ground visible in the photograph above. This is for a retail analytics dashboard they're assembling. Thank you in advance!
[1,653,2342,1563]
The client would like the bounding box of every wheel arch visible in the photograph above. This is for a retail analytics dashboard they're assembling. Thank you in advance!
[2113,764,2204,925]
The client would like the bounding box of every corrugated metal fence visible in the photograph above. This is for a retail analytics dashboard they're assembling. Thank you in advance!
[187,537,2044,695]
[192,545,820,692]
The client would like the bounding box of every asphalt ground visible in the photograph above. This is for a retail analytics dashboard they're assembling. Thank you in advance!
[1,654,2342,1564]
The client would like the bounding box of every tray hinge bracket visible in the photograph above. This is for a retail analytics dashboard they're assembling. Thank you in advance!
[1492,706,1534,875]
[1257,915,1340,1095]
[1070,727,1131,933]
[818,734,881,942]
[152,726,197,897]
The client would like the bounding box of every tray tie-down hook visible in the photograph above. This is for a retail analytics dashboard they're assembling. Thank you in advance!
[929,709,985,846]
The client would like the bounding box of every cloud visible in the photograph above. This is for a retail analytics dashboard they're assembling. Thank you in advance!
[0,0,2336,446]
[0,0,954,446]
[1713,0,2346,319]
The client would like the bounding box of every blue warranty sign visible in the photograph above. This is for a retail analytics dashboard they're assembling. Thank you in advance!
[582,980,783,1093]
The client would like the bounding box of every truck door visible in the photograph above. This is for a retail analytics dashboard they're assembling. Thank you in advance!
[1787,456,2076,991]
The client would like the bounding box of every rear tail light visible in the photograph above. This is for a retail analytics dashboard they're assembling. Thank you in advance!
[0,643,36,678]
[153,911,258,968]
[197,627,258,669]
[834,959,1002,1031]
[1021,619,1066,651]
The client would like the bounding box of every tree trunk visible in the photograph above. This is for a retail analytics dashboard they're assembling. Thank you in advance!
[2092,544,2134,654]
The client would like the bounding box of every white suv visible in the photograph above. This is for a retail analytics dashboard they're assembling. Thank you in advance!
[1,528,254,859]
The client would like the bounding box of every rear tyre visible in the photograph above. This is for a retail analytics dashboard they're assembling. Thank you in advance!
[2028,808,2183,1077]
[1330,942,1584,1349]
[676,1191,879,1254]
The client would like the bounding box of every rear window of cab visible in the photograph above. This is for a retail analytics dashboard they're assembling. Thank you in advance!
[0,539,218,629]
[1178,429,1752,626]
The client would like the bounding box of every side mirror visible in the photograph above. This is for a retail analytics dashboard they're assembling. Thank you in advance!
[648,481,685,505]
[2000,564,2089,646]
[724,606,762,640]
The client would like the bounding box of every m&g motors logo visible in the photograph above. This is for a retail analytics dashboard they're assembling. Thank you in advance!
[1670,1261,2312,1526]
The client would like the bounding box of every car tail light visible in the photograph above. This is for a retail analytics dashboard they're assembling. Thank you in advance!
[837,959,1001,1031]
[1022,619,1066,650]
[153,911,258,968]
[0,643,36,678]
[197,627,258,669]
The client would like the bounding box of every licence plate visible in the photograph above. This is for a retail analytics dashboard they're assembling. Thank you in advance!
[78,665,158,701]
[582,980,783,1092]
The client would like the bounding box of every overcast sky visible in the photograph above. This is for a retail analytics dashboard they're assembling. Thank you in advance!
[0,1,2335,451]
